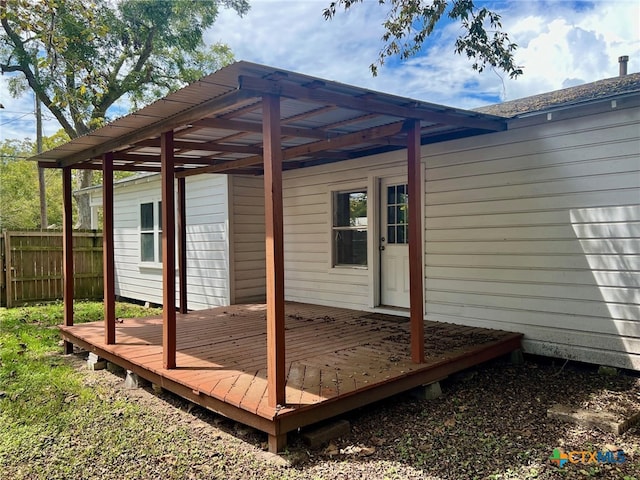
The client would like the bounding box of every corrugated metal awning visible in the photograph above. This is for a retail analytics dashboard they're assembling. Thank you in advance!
[31,61,507,176]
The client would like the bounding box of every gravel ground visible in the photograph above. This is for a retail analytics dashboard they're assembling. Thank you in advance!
[9,353,640,479]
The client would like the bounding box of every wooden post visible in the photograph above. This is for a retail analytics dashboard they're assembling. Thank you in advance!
[103,153,116,345]
[62,167,74,354]
[263,94,286,407]
[177,176,187,314]
[161,130,177,369]
[407,119,425,363]
[4,231,13,309]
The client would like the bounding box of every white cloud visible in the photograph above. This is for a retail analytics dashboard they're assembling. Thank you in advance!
[499,0,640,100]
[2,0,638,142]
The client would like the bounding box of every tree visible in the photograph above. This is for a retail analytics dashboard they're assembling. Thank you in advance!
[0,0,249,228]
[324,0,522,77]
[0,135,66,230]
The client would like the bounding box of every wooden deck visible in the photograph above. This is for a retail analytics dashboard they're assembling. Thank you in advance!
[60,303,522,451]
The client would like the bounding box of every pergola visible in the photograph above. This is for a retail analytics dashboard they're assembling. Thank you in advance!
[33,61,507,415]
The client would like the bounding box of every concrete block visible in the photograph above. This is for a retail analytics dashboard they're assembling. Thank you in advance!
[151,383,163,394]
[510,349,525,365]
[302,419,350,448]
[87,352,107,371]
[598,365,618,376]
[411,381,442,400]
[548,403,640,435]
[124,370,149,389]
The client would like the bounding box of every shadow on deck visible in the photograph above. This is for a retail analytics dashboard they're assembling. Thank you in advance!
[60,303,522,452]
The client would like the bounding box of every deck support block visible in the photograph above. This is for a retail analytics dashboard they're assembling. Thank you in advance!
[63,341,74,355]
[106,362,125,374]
[124,370,149,389]
[302,419,350,448]
[598,365,618,376]
[268,433,287,454]
[411,381,442,400]
[87,352,107,371]
[510,349,525,365]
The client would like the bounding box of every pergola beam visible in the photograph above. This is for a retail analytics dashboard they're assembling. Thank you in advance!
[176,120,405,178]
[192,118,328,140]
[135,137,262,155]
[239,76,507,132]
[56,89,254,168]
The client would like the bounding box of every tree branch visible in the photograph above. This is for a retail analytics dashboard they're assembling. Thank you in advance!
[1,6,78,137]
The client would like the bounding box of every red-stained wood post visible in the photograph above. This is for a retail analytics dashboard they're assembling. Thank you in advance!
[177,176,188,314]
[263,94,286,408]
[62,166,74,354]
[407,119,425,363]
[161,130,177,369]
[103,153,116,345]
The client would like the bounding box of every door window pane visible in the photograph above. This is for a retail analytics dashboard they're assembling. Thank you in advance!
[386,184,408,245]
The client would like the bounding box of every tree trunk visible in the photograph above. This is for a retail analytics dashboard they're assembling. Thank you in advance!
[73,169,93,229]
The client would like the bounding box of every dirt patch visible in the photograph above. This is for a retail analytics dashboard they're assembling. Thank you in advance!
[14,353,640,479]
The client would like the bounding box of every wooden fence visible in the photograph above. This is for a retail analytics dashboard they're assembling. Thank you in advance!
[1,230,103,308]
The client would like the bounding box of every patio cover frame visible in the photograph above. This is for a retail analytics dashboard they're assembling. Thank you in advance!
[33,61,507,421]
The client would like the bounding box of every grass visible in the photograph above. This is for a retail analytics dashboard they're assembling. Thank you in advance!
[0,302,207,479]
[0,302,298,479]
[1,302,160,423]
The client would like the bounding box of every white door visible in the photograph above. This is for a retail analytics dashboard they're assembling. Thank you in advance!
[380,178,409,307]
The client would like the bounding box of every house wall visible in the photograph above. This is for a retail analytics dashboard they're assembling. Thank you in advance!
[229,175,266,303]
[282,103,640,370]
[88,174,231,310]
[282,152,409,309]
[423,105,639,370]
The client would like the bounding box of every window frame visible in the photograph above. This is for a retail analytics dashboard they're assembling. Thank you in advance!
[139,200,163,266]
[331,188,368,268]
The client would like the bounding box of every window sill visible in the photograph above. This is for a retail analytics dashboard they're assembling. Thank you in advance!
[328,265,368,275]
[138,262,163,271]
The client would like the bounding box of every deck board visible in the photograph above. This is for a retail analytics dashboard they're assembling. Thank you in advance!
[60,302,522,441]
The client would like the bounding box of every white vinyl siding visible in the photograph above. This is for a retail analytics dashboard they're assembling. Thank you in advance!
[280,102,639,370]
[282,155,407,310]
[422,105,639,370]
[182,175,230,310]
[228,175,266,303]
[89,174,230,310]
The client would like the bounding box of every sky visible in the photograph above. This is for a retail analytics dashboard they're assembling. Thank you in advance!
[0,0,638,143]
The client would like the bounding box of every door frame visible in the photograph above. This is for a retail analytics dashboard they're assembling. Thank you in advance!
[379,175,410,307]
[365,162,425,310]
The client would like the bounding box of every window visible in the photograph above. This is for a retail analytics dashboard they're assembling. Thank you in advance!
[332,190,367,266]
[140,201,162,263]
[386,184,408,244]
